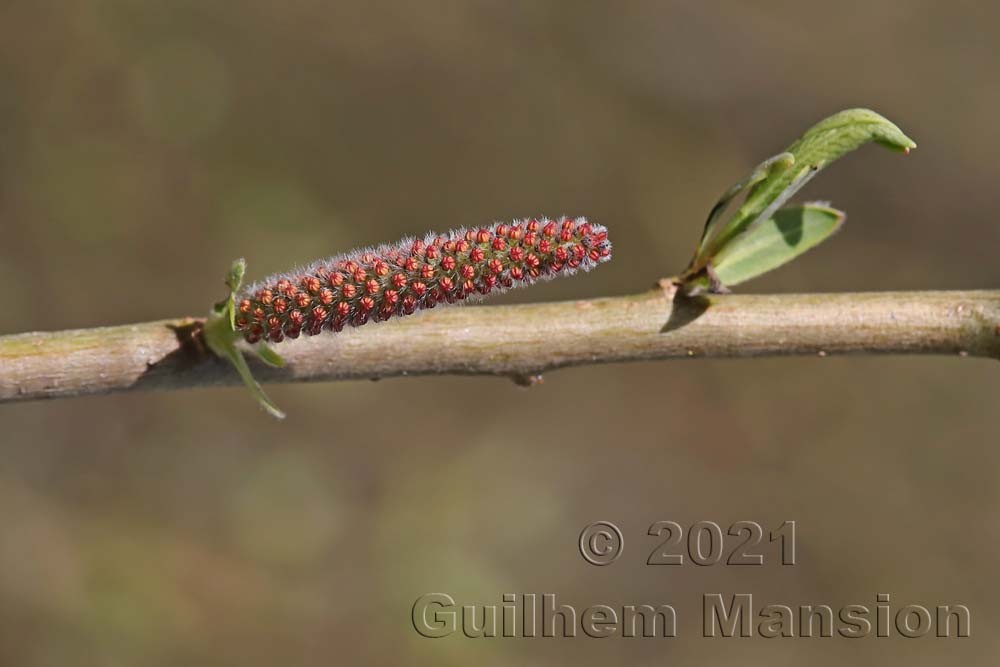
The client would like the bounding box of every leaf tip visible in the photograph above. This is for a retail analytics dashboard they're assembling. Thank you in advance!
[226,258,247,292]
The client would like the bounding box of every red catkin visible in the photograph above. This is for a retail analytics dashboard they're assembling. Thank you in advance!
[235,217,612,344]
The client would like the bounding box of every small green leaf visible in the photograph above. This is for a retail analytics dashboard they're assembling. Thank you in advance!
[203,313,286,419]
[697,108,914,262]
[211,297,229,319]
[225,258,246,293]
[224,258,246,331]
[690,204,845,290]
[221,341,286,420]
[697,152,795,255]
[204,258,286,419]
[254,344,286,368]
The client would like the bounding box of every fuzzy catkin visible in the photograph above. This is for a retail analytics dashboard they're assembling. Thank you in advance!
[235,217,611,344]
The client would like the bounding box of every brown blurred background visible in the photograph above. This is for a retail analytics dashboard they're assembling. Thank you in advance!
[1,1,998,664]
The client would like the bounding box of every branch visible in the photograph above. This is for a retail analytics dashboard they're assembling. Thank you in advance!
[2,287,999,405]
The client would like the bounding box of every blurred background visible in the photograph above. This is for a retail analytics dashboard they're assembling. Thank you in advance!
[1,1,998,664]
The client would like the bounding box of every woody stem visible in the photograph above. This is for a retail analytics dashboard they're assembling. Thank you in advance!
[1,287,999,405]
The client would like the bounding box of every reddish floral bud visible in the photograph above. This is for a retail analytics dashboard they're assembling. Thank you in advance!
[302,276,321,293]
[236,217,611,343]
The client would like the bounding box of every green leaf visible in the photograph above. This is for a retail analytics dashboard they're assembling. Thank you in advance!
[697,108,914,262]
[224,258,246,331]
[204,257,286,419]
[220,341,286,420]
[254,343,286,368]
[203,313,286,420]
[692,204,845,289]
[697,152,795,255]
[225,257,246,293]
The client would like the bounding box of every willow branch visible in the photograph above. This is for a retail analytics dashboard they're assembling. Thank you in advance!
[2,287,999,405]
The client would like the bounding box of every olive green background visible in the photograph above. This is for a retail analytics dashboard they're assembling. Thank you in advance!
[1,1,998,664]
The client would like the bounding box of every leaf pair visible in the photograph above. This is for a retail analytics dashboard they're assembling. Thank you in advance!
[680,108,916,294]
[205,258,287,419]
